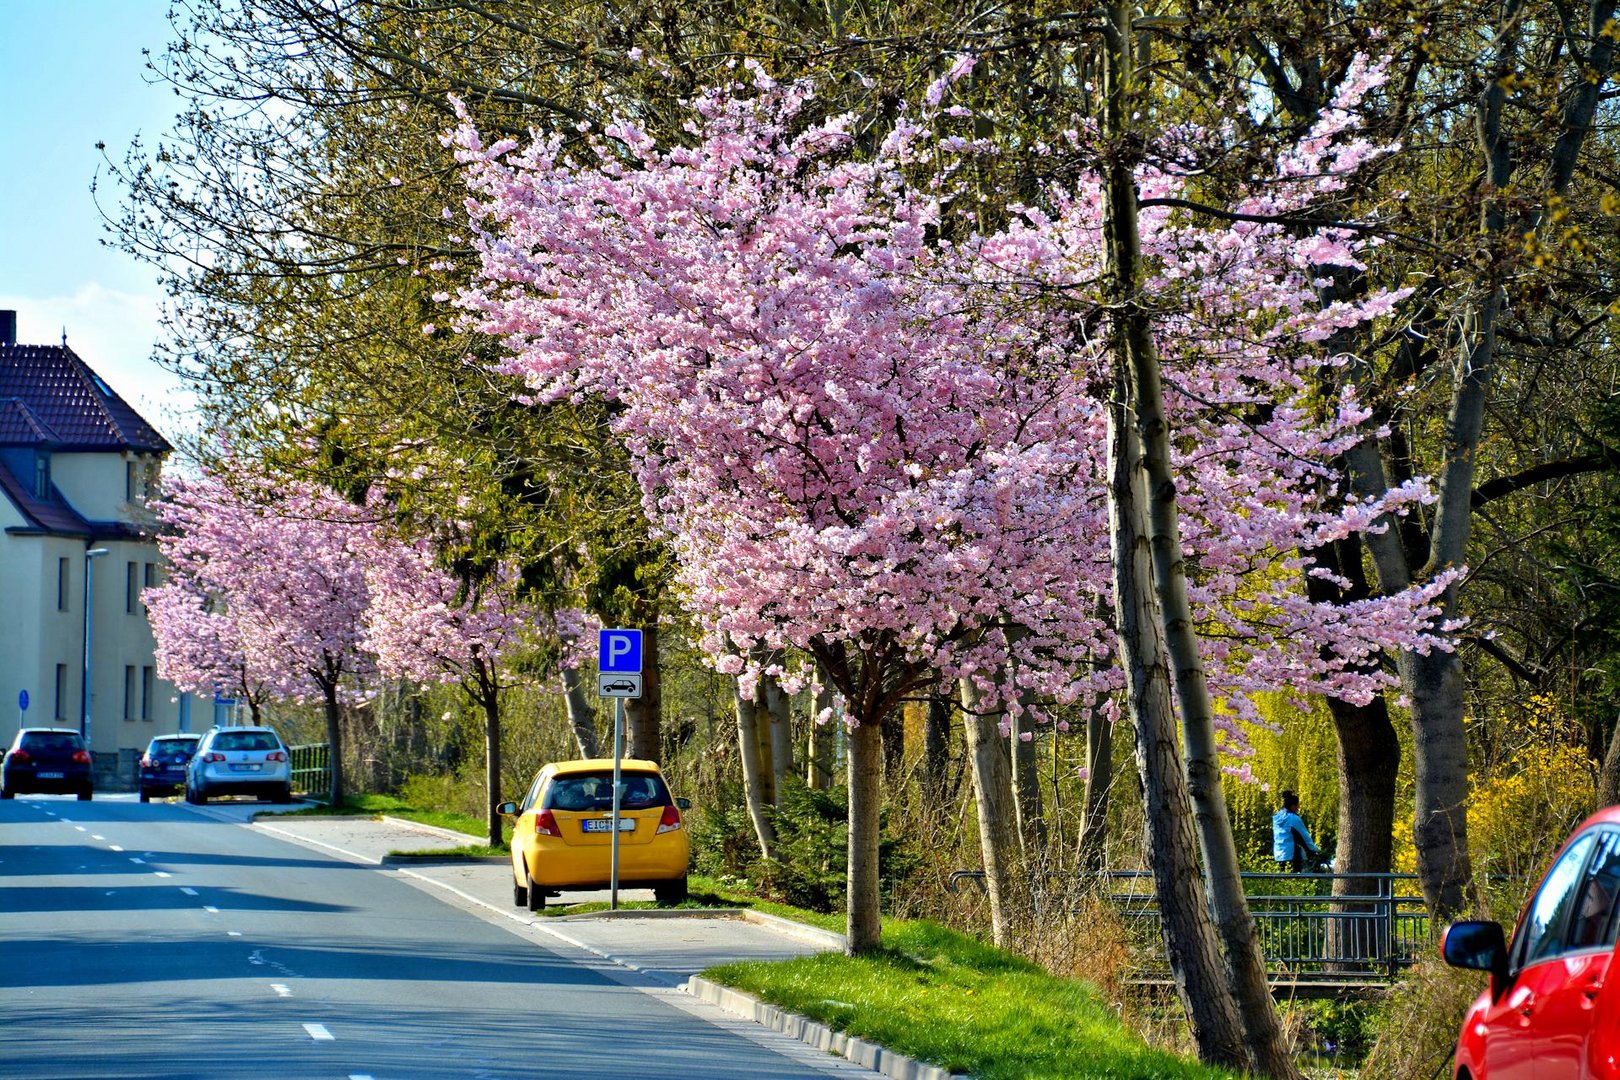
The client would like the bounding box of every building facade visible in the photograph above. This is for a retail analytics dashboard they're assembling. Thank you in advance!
[0,310,200,786]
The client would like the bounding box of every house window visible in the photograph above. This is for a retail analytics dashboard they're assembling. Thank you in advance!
[126,561,138,614]
[34,454,49,499]
[55,665,66,720]
[126,461,136,502]
[141,666,154,721]
[57,558,70,611]
[124,666,136,721]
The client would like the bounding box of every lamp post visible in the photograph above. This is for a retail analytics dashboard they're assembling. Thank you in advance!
[81,547,109,745]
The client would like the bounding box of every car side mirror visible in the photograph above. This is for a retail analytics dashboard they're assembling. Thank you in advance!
[496,801,519,816]
[677,797,691,811]
[1443,920,1509,997]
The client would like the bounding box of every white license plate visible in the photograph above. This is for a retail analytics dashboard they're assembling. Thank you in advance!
[37,771,64,779]
[581,818,636,833]
[230,764,262,772]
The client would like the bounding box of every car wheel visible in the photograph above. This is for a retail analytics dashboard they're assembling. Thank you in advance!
[78,789,92,802]
[526,867,546,912]
[654,877,688,905]
[139,789,151,803]
[0,788,11,800]
[190,783,208,805]
[272,786,293,804]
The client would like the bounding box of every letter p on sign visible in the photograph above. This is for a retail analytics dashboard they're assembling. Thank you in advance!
[598,629,644,674]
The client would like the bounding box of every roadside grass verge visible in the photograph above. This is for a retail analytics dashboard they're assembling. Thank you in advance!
[704,920,1231,1080]
[386,844,508,858]
[276,793,506,844]
[530,875,845,932]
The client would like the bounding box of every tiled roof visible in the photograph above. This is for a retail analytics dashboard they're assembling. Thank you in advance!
[0,345,171,453]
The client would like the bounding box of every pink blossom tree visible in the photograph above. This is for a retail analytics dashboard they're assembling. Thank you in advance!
[150,468,376,806]
[361,528,579,846]
[449,68,1452,958]
[145,578,270,723]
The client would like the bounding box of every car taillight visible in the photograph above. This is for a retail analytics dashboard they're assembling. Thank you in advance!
[72,750,91,765]
[535,809,561,837]
[204,752,226,763]
[140,753,153,767]
[8,749,28,763]
[266,751,288,762]
[656,804,683,834]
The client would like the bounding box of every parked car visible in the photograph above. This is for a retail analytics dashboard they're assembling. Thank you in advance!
[1,728,93,800]
[184,726,293,804]
[498,758,690,911]
[1443,805,1620,1080]
[138,734,201,802]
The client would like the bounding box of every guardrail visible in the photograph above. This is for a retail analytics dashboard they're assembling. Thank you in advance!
[948,869,1430,984]
[287,743,331,800]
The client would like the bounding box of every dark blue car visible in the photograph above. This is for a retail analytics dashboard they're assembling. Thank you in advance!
[2,728,93,800]
[139,734,200,802]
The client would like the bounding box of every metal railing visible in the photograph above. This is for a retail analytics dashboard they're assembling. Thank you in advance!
[288,743,331,800]
[949,869,1430,984]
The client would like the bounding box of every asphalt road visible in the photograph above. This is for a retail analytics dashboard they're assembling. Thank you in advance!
[0,793,881,1080]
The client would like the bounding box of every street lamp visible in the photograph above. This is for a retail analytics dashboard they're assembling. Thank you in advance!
[81,547,109,745]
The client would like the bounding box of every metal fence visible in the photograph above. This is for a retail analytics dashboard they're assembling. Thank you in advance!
[949,869,1431,985]
[288,743,331,800]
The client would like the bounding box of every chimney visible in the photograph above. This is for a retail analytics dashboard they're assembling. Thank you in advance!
[0,310,14,346]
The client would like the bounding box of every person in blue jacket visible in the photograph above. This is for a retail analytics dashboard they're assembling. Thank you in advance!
[1273,790,1321,872]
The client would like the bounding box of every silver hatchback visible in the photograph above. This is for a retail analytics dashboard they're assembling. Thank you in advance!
[184,726,293,804]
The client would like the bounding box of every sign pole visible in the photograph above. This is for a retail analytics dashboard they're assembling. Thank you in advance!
[610,696,624,911]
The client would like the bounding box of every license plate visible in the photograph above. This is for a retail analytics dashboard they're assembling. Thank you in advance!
[581,818,635,833]
[37,771,64,779]
[230,764,262,772]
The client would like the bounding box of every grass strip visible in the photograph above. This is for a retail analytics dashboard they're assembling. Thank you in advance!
[277,793,506,843]
[704,920,1232,1080]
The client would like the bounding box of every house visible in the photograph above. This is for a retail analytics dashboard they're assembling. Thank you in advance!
[0,310,200,787]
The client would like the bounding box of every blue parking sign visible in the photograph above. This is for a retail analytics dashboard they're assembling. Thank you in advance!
[598,629,643,674]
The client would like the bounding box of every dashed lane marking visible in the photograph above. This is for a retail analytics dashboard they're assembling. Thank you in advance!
[154,871,172,878]
[90,835,104,841]
[303,1023,334,1041]
[271,984,292,997]
[74,826,85,832]
[109,845,124,852]
[130,858,146,865]
[180,887,198,896]
[203,906,219,913]
[227,931,242,937]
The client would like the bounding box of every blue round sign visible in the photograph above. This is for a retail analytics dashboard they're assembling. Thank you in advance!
[18,690,28,711]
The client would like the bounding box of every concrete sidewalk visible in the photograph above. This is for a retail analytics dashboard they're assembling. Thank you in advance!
[244,809,957,1080]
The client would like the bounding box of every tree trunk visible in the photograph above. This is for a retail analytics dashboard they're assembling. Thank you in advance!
[476,661,503,848]
[1010,700,1047,861]
[734,678,779,861]
[762,672,793,801]
[625,623,661,763]
[320,677,344,807]
[1100,6,1262,1070]
[560,663,600,758]
[807,686,836,791]
[921,695,950,804]
[1325,694,1399,966]
[1601,712,1620,807]
[960,675,1025,947]
[845,716,883,954]
[1078,699,1113,873]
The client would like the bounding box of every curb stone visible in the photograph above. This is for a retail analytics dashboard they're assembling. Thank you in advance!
[685,976,964,1080]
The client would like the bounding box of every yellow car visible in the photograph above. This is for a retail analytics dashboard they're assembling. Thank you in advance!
[499,758,690,911]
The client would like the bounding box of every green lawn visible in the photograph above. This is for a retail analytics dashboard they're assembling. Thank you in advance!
[705,921,1232,1080]
[277,793,505,843]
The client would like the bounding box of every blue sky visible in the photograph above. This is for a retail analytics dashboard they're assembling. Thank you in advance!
[0,2,191,437]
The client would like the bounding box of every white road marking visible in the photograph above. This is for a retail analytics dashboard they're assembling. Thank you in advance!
[227,931,242,937]
[130,858,145,865]
[90,834,104,840]
[59,818,71,823]
[270,983,292,997]
[154,871,172,878]
[109,845,124,852]
[303,1023,334,1041]
[203,906,219,913]
[180,887,198,896]
[74,826,86,832]
[350,1075,374,1079]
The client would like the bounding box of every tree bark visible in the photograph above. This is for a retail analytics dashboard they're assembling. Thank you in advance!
[625,623,661,763]
[734,678,779,861]
[1325,694,1399,965]
[1010,699,1047,860]
[1078,699,1113,873]
[921,695,951,804]
[320,675,344,807]
[560,663,600,759]
[763,672,793,803]
[807,686,836,791]
[845,717,883,954]
[475,659,503,848]
[960,675,1025,947]
[1102,6,1284,1072]
[1601,712,1620,807]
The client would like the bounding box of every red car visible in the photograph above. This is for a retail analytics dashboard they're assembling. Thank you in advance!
[1443,806,1620,1080]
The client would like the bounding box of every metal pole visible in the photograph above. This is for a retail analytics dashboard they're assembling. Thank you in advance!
[80,548,109,746]
[610,696,623,910]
